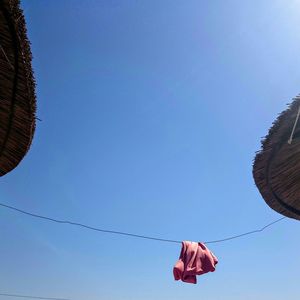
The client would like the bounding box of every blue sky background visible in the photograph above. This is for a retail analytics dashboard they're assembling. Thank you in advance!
[1,0,300,299]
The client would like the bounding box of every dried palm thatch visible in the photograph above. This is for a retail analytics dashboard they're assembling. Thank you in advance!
[0,0,36,176]
[253,95,300,221]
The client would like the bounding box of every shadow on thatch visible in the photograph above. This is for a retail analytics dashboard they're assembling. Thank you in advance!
[253,95,300,221]
[0,0,36,176]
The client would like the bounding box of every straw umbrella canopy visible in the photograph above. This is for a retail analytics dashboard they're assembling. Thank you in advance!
[0,0,36,176]
[253,95,300,221]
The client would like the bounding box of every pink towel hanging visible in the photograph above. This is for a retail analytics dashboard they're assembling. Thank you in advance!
[173,241,218,284]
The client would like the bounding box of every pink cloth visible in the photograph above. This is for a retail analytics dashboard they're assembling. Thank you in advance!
[173,241,218,284]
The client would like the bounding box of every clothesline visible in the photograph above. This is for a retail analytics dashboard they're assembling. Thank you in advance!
[0,202,286,244]
[0,292,69,300]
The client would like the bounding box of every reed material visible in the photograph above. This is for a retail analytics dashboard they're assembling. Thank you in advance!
[253,95,300,221]
[0,0,36,176]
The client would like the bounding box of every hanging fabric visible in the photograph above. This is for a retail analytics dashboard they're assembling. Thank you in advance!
[173,241,218,284]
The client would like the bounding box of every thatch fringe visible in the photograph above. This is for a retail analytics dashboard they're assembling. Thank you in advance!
[253,95,300,220]
[0,0,36,176]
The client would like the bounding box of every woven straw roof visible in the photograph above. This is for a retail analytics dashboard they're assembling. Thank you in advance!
[253,95,300,221]
[0,0,36,176]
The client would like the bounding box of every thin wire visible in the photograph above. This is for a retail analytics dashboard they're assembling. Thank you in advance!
[0,202,181,244]
[0,43,14,70]
[0,202,286,245]
[204,216,286,244]
[288,105,300,144]
[0,292,69,300]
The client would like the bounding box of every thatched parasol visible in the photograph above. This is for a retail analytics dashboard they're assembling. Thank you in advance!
[253,95,300,221]
[0,0,36,176]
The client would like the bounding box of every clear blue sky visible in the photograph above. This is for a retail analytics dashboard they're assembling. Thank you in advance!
[1,0,300,299]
